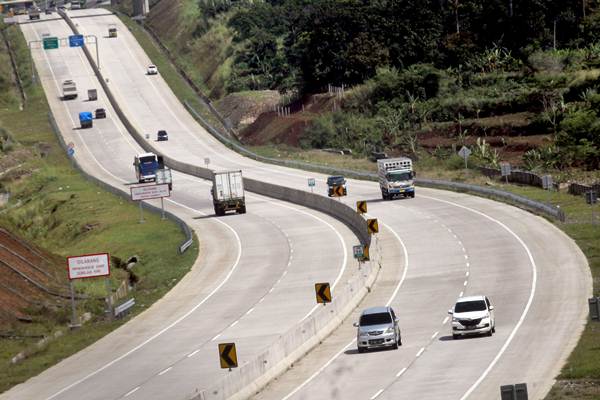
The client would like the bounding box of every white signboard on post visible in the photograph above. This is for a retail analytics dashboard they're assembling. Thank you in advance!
[67,253,110,280]
[130,184,170,201]
[156,169,172,185]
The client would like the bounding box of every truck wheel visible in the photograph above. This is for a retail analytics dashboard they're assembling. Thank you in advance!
[238,206,246,214]
[410,192,415,198]
[214,206,223,216]
[381,190,388,200]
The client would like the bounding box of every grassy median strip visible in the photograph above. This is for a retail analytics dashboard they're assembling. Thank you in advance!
[0,22,198,393]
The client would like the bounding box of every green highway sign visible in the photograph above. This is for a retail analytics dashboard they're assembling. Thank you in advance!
[43,37,59,50]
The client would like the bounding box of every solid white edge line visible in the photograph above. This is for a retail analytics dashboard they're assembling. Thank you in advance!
[370,389,384,400]
[420,195,537,400]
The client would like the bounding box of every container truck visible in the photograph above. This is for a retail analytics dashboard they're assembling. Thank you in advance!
[212,170,245,215]
[62,80,77,100]
[377,157,415,200]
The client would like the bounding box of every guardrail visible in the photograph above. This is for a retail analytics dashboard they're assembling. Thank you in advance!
[58,9,370,246]
[186,101,567,222]
[114,298,135,318]
[47,111,195,254]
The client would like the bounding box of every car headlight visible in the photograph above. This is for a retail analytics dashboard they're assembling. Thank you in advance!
[384,327,394,334]
[452,317,459,322]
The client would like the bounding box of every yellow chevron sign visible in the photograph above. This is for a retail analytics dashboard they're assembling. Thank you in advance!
[367,218,379,234]
[356,200,367,214]
[315,282,332,304]
[219,343,238,369]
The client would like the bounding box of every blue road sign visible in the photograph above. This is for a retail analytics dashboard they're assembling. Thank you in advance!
[67,148,75,157]
[68,34,84,48]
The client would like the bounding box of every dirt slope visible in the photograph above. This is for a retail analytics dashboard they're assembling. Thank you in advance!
[0,227,68,329]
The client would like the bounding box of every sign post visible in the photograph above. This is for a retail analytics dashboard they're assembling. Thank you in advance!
[500,162,511,184]
[130,184,170,223]
[542,175,553,205]
[586,191,597,225]
[67,252,111,327]
[458,146,471,169]
[307,178,315,193]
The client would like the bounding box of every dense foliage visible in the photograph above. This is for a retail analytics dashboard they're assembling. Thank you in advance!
[222,0,599,92]
[191,0,600,170]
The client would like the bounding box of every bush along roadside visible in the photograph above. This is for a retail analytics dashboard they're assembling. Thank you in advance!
[0,22,198,393]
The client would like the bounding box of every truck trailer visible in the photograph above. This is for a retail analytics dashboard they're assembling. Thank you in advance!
[377,157,415,200]
[212,170,245,215]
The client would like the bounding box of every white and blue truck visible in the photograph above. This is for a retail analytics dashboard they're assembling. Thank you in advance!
[133,152,160,183]
[377,157,415,200]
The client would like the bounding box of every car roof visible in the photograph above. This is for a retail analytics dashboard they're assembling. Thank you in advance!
[456,295,486,303]
[361,306,391,315]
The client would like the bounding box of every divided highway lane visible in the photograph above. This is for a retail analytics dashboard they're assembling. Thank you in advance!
[4,16,363,400]
[71,9,590,399]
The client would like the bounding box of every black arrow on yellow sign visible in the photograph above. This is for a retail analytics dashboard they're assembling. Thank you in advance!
[219,343,238,369]
[356,200,367,214]
[332,185,346,197]
[367,218,379,234]
[362,244,370,261]
[315,282,332,304]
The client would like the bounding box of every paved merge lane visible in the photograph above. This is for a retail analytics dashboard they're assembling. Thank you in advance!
[9,9,591,400]
[2,15,362,400]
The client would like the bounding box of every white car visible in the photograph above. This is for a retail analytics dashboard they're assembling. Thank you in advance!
[147,65,158,75]
[448,295,495,339]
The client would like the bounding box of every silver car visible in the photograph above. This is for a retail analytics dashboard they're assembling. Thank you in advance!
[354,306,401,353]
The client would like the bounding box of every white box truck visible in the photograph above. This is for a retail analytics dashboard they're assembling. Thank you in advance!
[212,170,246,215]
[62,80,77,100]
[377,157,415,200]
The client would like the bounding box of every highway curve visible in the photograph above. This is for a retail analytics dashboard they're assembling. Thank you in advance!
[1,14,366,400]
[6,8,592,400]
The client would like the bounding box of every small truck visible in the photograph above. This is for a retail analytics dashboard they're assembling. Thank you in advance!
[212,170,245,216]
[79,111,93,129]
[377,157,415,199]
[62,80,77,100]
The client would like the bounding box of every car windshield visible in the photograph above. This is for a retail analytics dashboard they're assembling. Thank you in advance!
[360,312,392,326]
[454,300,487,313]
[386,171,412,181]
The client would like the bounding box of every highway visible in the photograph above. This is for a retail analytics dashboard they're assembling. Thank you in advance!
[5,8,592,400]
[2,13,368,400]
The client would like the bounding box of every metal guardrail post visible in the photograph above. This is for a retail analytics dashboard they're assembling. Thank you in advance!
[589,297,600,320]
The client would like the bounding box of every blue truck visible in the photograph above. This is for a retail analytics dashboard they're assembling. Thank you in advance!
[79,111,93,129]
[133,152,160,183]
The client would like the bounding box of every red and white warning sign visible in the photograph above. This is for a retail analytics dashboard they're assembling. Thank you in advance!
[67,253,110,280]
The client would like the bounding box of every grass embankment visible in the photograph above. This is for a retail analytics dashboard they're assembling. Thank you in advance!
[110,11,600,399]
[0,22,198,393]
